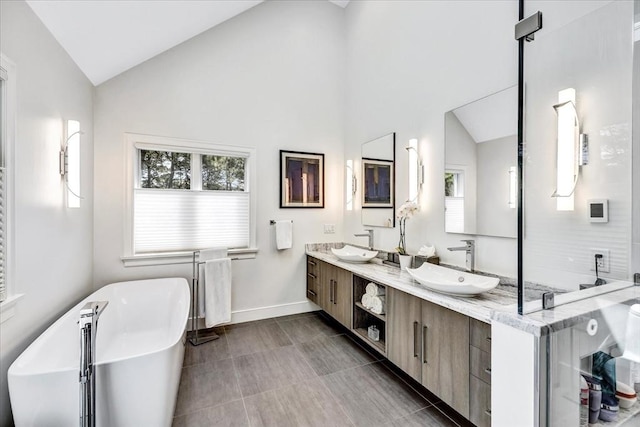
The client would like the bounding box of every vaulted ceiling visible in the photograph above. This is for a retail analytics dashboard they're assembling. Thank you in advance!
[26,0,349,86]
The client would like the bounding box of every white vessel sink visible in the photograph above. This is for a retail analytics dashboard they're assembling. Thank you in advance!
[406,263,499,296]
[331,245,378,263]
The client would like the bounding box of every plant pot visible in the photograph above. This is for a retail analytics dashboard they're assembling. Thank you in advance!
[399,254,412,270]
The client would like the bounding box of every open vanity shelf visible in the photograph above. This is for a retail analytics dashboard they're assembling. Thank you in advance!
[352,275,386,356]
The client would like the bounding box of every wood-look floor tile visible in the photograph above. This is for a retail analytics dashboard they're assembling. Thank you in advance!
[172,399,249,427]
[297,334,377,376]
[234,345,316,397]
[244,378,354,427]
[322,362,429,426]
[224,321,291,357]
[386,407,458,427]
[183,328,229,366]
[278,313,342,344]
[174,358,241,416]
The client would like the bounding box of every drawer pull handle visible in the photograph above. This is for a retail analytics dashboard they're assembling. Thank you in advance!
[422,325,428,364]
[308,273,317,279]
[333,280,337,305]
[307,289,317,297]
[308,260,317,266]
[329,280,334,303]
[486,336,492,342]
[484,409,492,417]
[484,367,492,376]
[413,321,419,358]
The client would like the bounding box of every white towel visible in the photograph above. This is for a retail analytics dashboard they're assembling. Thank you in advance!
[204,258,232,328]
[275,220,293,250]
[361,293,373,309]
[365,282,385,297]
[370,296,386,315]
[196,248,228,317]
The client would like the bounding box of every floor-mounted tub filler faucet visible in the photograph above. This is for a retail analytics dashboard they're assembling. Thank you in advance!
[79,301,109,427]
[354,229,374,250]
[447,239,475,272]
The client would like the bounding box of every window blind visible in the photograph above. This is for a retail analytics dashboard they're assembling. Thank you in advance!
[0,167,5,302]
[445,197,465,233]
[134,189,250,254]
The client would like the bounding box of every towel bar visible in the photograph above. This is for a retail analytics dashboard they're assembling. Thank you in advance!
[189,250,220,346]
[269,220,293,225]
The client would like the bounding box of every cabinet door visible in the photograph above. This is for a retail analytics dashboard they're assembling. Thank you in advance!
[318,261,332,312]
[330,265,353,328]
[421,300,470,417]
[469,375,491,427]
[306,257,321,305]
[387,288,422,382]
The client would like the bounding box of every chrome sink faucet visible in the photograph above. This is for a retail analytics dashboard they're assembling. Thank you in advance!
[354,229,374,250]
[447,239,475,272]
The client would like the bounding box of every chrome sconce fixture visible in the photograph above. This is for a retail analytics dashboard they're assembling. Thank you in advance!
[60,119,83,208]
[552,88,588,211]
[406,138,424,202]
[346,159,357,211]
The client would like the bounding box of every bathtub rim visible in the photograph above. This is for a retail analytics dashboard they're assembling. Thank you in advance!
[8,277,190,377]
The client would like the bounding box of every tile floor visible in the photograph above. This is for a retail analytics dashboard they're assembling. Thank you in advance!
[172,311,471,427]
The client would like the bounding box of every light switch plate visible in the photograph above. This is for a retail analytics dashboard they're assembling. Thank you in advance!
[324,224,335,234]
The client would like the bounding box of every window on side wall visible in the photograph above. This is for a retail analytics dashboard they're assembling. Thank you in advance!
[123,134,257,266]
[0,54,18,317]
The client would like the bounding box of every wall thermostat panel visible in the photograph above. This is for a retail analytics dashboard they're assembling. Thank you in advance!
[588,199,608,223]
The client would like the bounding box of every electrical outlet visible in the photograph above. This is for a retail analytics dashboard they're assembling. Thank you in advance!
[324,224,335,234]
[589,248,610,273]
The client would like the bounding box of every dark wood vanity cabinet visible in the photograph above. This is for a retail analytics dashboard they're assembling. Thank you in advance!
[321,262,352,328]
[306,257,352,329]
[306,256,321,305]
[387,288,470,418]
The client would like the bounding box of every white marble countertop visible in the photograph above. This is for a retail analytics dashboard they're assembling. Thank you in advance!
[306,245,521,324]
[494,281,640,336]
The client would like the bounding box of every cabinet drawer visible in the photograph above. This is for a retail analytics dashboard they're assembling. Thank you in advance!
[469,375,491,427]
[470,345,491,385]
[470,318,492,353]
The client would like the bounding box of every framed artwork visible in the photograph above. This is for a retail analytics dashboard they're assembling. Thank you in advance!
[280,150,324,208]
[362,159,394,208]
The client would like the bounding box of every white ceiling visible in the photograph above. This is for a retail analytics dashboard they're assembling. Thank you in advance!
[27,0,349,86]
[452,85,518,143]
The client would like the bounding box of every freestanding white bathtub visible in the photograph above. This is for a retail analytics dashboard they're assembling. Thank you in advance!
[8,277,190,427]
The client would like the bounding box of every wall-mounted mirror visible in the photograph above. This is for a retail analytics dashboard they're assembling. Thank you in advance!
[362,132,395,227]
[444,86,517,238]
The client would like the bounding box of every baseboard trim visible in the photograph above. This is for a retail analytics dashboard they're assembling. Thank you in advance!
[231,300,320,324]
[188,300,320,330]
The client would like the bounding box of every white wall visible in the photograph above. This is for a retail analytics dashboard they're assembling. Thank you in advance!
[93,0,346,322]
[0,1,94,425]
[343,0,519,278]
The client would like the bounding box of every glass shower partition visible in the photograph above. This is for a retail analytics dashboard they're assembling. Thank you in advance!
[520,0,639,425]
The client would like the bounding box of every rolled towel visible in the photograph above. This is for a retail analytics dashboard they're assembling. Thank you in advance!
[370,296,386,315]
[365,282,385,297]
[361,293,373,309]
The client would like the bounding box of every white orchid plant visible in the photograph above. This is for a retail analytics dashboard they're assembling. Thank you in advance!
[396,201,419,255]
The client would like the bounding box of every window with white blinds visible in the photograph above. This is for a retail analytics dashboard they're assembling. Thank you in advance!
[0,65,8,302]
[126,134,255,257]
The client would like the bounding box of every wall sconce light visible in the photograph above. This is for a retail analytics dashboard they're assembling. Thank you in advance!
[59,119,82,208]
[346,159,357,211]
[552,88,588,211]
[508,166,517,209]
[406,138,424,202]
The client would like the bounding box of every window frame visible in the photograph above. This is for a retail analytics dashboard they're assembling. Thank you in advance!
[122,133,257,267]
[0,54,21,322]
